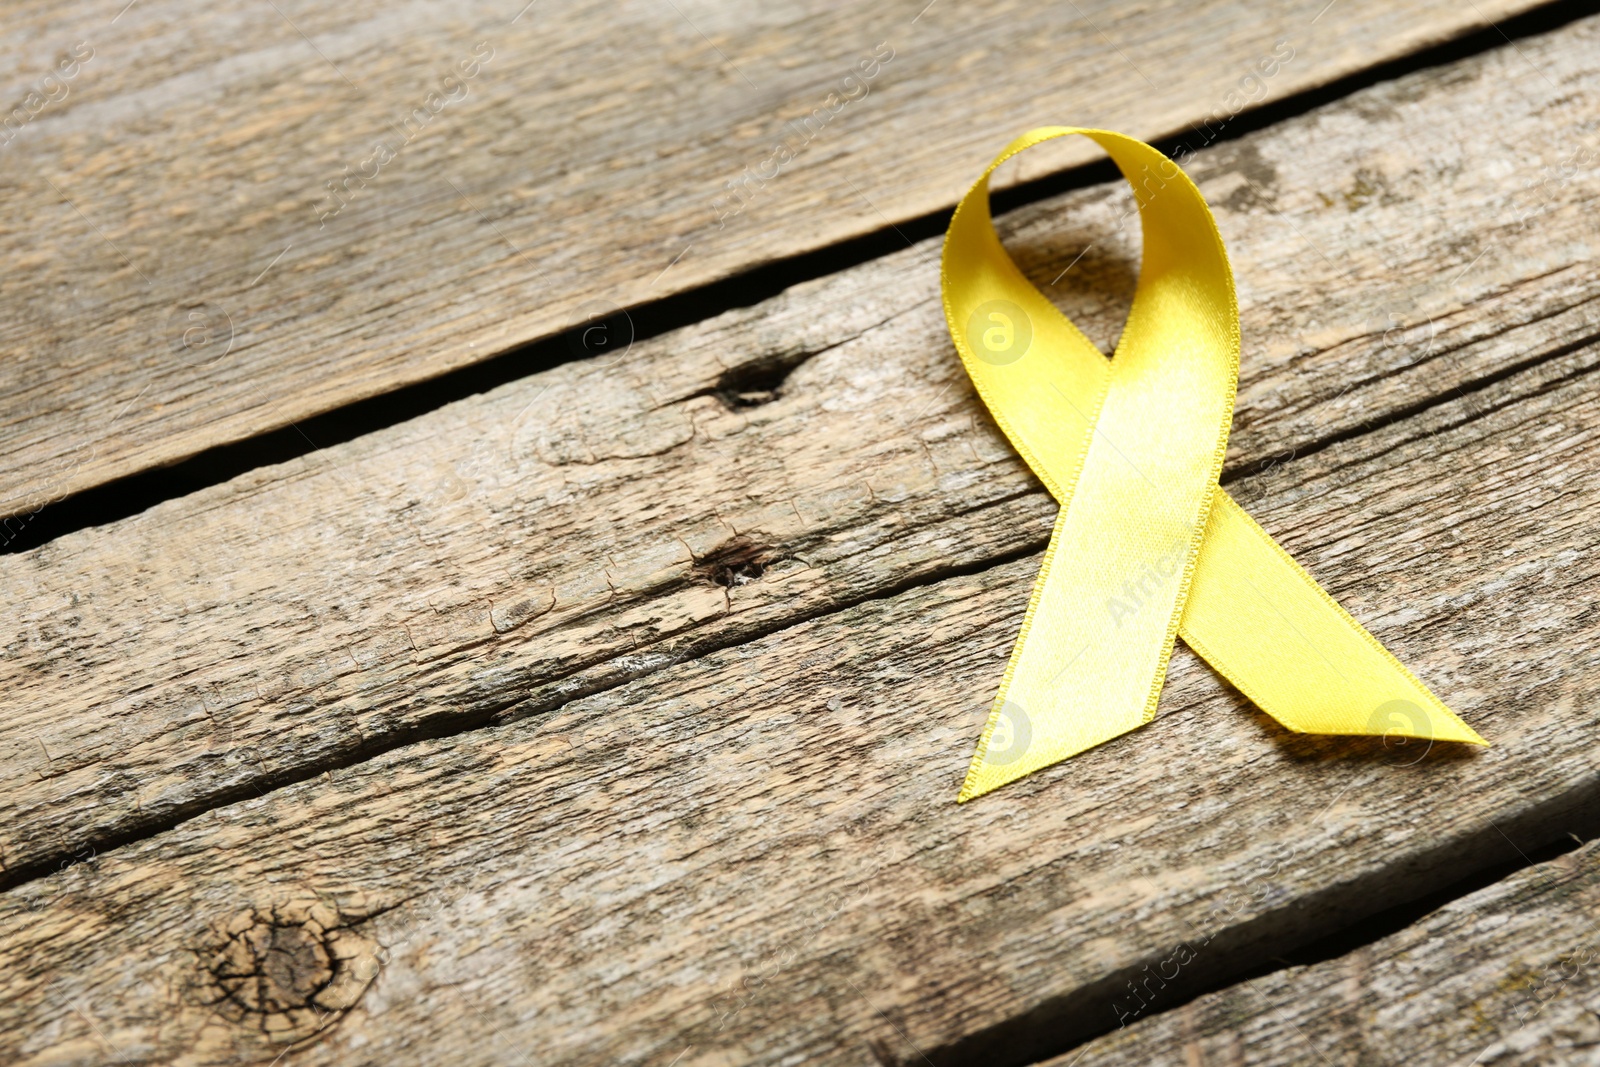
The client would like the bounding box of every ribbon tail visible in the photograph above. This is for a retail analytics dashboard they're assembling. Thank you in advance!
[958,503,1182,803]
[1180,490,1486,747]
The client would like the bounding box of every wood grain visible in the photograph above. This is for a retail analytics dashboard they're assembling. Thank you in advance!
[6,11,1600,889]
[1,332,1596,1065]
[1054,840,1600,1066]
[0,0,1544,519]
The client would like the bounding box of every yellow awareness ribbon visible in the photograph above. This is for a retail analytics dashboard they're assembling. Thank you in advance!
[943,128,1486,802]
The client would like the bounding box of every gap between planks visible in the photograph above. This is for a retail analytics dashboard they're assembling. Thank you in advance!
[7,7,1600,889]
[4,347,1599,1065]
[1051,835,1600,1064]
[6,0,1599,556]
[0,0,1580,524]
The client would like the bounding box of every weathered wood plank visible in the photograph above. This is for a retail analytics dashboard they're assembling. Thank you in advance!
[1,334,1595,1065]
[0,0,1549,518]
[6,11,1600,886]
[1053,840,1600,1066]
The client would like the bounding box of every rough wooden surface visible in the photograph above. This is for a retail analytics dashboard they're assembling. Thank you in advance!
[1056,840,1600,1066]
[7,10,1600,1067]
[0,0,1544,519]
[1,335,1595,1066]
[7,10,1600,890]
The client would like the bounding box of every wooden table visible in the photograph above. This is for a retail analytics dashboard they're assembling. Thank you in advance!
[4,1,1598,1064]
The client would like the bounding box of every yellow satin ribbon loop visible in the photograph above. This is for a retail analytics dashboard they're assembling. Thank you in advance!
[943,128,1486,802]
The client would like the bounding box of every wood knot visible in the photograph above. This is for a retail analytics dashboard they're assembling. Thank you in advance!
[708,350,813,409]
[196,896,380,1044]
[693,535,778,588]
